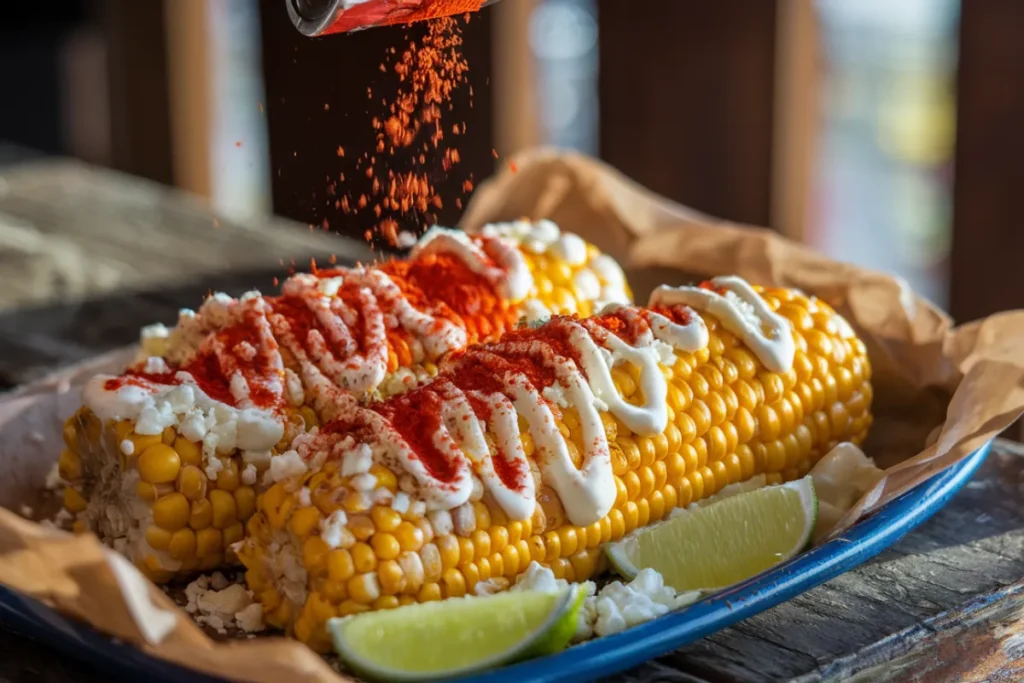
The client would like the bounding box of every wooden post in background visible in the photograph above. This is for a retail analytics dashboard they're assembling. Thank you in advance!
[950,0,1024,324]
[491,0,542,157]
[770,0,820,242]
[100,0,175,186]
[164,0,213,199]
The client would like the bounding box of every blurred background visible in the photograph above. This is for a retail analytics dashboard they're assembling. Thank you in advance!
[0,0,1020,328]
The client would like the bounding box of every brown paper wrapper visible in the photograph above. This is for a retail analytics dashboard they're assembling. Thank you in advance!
[2,148,1023,681]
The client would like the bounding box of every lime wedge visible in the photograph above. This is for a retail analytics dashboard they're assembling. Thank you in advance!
[328,586,584,682]
[606,477,817,592]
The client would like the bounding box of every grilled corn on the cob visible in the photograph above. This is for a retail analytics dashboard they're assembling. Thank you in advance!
[58,221,630,581]
[238,276,872,652]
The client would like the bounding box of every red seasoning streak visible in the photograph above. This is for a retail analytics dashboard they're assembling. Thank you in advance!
[116,253,511,413]
[373,388,460,486]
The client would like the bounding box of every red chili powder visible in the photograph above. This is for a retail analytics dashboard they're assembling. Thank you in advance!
[333,15,478,248]
[374,389,461,484]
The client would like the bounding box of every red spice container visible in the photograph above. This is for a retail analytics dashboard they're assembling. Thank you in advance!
[288,0,502,36]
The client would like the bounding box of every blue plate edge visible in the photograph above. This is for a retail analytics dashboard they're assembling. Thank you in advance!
[0,441,993,683]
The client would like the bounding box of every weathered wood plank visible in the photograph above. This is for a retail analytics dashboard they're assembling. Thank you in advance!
[0,159,374,312]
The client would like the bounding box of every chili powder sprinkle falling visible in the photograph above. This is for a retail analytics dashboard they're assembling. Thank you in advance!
[332,15,480,249]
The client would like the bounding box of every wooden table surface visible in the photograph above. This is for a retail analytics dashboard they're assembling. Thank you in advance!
[1,155,1023,683]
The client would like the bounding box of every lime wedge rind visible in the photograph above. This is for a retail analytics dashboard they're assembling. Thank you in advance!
[605,477,818,593]
[329,585,584,683]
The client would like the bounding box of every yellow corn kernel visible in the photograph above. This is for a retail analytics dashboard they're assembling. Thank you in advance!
[352,542,378,573]
[161,426,176,445]
[395,521,424,552]
[173,437,202,466]
[348,574,381,604]
[371,532,401,561]
[223,522,244,549]
[196,528,222,557]
[145,525,172,551]
[441,568,466,598]
[129,431,163,454]
[138,444,181,484]
[290,506,322,538]
[328,549,356,582]
[303,536,330,575]
[322,579,348,603]
[177,466,207,501]
[190,499,213,530]
[209,489,238,529]
[369,464,397,492]
[418,583,442,602]
[62,418,79,451]
[136,481,157,502]
[152,493,190,530]
[378,559,405,594]
[63,487,88,513]
[371,506,401,532]
[299,406,319,429]
[58,448,82,481]
[234,486,257,521]
[349,515,375,541]
[216,459,240,492]
[169,528,197,559]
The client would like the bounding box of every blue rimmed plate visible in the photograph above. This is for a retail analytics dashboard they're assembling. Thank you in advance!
[0,442,992,683]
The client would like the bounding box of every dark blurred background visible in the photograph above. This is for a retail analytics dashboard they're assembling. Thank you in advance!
[1,0,1022,324]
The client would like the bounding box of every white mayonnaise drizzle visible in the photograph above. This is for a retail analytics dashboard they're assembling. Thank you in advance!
[359,301,714,526]
[411,226,533,301]
[650,276,796,373]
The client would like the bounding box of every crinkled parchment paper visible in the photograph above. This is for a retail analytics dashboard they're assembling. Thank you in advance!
[2,148,1024,682]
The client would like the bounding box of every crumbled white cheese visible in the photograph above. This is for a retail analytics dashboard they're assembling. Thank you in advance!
[184,574,265,635]
[144,356,170,374]
[391,492,411,514]
[341,443,373,477]
[210,571,231,591]
[370,487,393,505]
[83,373,284,461]
[264,449,308,485]
[297,487,312,507]
[508,562,698,642]
[320,510,352,549]
[234,603,265,633]
[241,463,258,486]
[572,269,602,302]
[204,456,225,482]
[351,473,377,492]
[120,439,135,456]
[242,450,272,470]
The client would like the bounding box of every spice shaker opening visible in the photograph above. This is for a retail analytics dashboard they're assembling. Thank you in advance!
[288,0,503,37]
[288,0,344,36]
